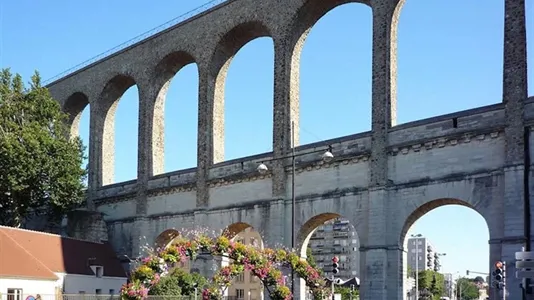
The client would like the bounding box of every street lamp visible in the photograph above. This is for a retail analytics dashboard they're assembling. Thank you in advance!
[411,233,423,300]
[455,271,462,300]
[257,121,334,298]
[434,252,446,272]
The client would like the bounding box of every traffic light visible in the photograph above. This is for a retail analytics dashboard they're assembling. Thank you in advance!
[492,261,506,289]
[332,256,339,274]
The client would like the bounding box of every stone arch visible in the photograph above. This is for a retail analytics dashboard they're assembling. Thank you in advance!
[63,92,89,138]
[154,228,181,250]
[209,20,272,78]
[398,198,491,299]
[297,213,340,257]
[287,0,373,51]
[152,51,198,174]
[297,213,359,259]
[98,73,138,185]
[284,0,405,139]
[222,222,264,249]
[208,20,274,161]
[399,198,490,244]
[219,222,266,300]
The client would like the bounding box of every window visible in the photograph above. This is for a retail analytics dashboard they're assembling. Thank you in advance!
[95,266,103,277]
[95,289,102,295]
[7,289,23,300]
[109,289,115,295]
[79,292,86,295]
[236,273,245,282]
[236,289,245,299]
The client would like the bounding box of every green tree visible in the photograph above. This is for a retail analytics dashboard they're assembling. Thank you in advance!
[407,265,414,278]
[417,270,445,299]
[0,68,87,227]
[455,277,480,300]
[334,286,359,300]
[307,247,317,268]
[150,268,209,297]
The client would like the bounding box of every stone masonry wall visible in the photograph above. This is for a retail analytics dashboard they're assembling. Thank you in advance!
[45,0,530,299]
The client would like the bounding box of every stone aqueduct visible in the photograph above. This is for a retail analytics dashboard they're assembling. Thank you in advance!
[44,0,530,299]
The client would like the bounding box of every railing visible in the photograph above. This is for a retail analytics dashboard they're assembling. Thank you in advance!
[43,0,228,86]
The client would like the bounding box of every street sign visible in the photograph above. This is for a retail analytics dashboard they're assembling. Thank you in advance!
[516,251,534,260]
[516,251,534,280]
[517,261,534,269]
[516,271,534,278]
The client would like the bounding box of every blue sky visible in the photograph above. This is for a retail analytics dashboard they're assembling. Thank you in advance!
[1,0,534,278]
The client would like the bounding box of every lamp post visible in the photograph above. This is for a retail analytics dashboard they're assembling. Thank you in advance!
[455,271,462,300]
[257,121,334,299]
[411,233,423,300]
[434,252,446,272]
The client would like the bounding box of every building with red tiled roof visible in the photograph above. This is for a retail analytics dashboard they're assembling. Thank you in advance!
[0,226,127,299]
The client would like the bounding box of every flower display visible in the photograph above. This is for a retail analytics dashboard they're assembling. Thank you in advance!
[120,232,329,300]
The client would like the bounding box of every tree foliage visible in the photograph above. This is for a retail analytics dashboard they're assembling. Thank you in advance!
[0,68,87,227]
[407,265,414,278]
[456,277,480,300]
[149,268,209,297]
[334,286,359,300]
[417,270,445,299]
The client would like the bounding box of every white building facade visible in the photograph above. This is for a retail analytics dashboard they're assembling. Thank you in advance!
[407,237,443,272]
[62,273,126,295]
[0,278,58,300]
[0,226,127,299]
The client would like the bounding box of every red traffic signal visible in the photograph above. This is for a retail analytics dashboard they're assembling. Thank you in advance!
[332,256,339,263]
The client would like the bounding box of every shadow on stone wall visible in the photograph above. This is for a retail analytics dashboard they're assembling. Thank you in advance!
[66,209,109,243]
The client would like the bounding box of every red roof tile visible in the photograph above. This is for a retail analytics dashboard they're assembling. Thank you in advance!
[0,226,126,278]
[0,230,58,280]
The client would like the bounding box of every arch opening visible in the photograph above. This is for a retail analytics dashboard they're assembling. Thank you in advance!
[153,51,199,173]
[153,229,193,271]
[297,213,360,282]
[395,0,504,125]
[154,229,181,250]
[63,92,90,186]
[63,92,89,138]
[224,37,274,160]
[295,2,372,144]
[222,222,265,300]
[400,199,490,300]
[100,74,138,184]
[209,21,273,162]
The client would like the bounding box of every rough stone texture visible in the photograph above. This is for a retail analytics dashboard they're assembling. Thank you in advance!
[65,210,109,243]
[45,0,530,299]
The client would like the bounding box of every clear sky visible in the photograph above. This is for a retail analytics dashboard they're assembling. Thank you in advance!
[1,0,534,278]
